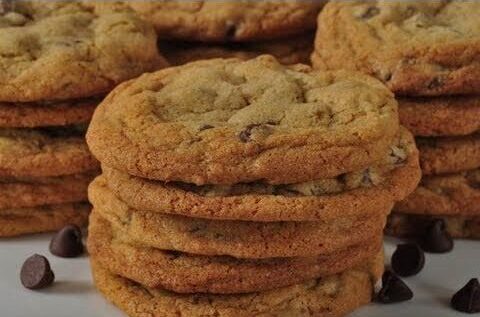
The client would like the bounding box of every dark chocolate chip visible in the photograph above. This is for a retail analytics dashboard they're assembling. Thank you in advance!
[361,6,380,19]
[49,224,84,258]
[20,254,55,289]
[199,124,214,131]
[420,219,454,253]
[239,124,260,142]
[225,23,237,40]
[451,278,480,313]
[377,270,413,303]
[391,243,425,277]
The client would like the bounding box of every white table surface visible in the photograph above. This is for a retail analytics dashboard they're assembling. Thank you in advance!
[0,234,478,317]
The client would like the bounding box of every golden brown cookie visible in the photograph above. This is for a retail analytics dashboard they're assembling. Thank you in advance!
[386,213,480,239]
[0,126,99,178]
[100,127,420,221]
[0,1,165,102]
[160,33,314,66]
[87,55,400,185]
[90,177,386,259]
[396,168,480,216]
[127,1,324,42]
[418,134,480,176]
[399,96,480,137]
[0,97,99,128]
[312,1,480,96]
[88,212,382,294]
[0,202,90,237]
[0,171,97,209]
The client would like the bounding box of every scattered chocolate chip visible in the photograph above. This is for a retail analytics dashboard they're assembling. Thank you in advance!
[361,6,380,19]
[225,23,237,40]
[20,254,55,289]
[427,77,444,90]
[199,124,214,131]
[239,124,260,142]
[421,219,454,253]
[377,271,413,303]
[391,243,425,277]
[49,224,84,258]
[451,278,480,313]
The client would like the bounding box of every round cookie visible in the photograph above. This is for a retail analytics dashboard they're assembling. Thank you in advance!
[88,212,382,294]
[87,55,400,185]
[0,202,90,237]
[90,177,386,259]
[386,213,480,239]
[127,1,324,42]
[100,127,420,221]
[312,1,480,96]
[91,252,383,317]
[396,168,480,216]
[0,171,97,209]
[0,126,99,178]
[0,1,166,102]
[160,33,314,66]
[418,134,480,176]
[399,96,480,137]
[0,97,100,128]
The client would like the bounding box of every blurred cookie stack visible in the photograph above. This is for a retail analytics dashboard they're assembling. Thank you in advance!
[86,56,420,316]
[0,2,165,236]
[127,1,325,65]
[312,0,480,240]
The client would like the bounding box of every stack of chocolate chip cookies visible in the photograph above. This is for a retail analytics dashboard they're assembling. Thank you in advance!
[127,1,325,65]
[0,1,165,237]
[312,0,480,240]
[86,56,420,316]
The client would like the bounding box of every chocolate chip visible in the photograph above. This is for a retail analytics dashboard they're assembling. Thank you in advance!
[427,77,444,90]
[361,7,380,19]
[20,254,55,289]
[49,224,84,258]
[239,124,260,142]
[225,23,237,40]
[199,124,214,131]
[451,278,480,313]
[391,243,425,277]
[377,271,413,303]
[420,219,454,253]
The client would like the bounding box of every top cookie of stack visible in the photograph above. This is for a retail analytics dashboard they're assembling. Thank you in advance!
[86,55,421,317]
[312,0,480,239]
[127,1,325,65]
[0,1,166,236]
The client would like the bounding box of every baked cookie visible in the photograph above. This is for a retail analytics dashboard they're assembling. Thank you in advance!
[386,213,480,239]
[127,1,324,42]
[0,126,99,178]
[87,55,400,185]
[0,1,166,102]
[91,252,383,317]
[0,97,100,128]
[88,212,382,294]
[160,33,314,66]
[0,202,90,237]
[312,1,480,96]
[0,171,97,209]
[418,134,480,176]
[396,168,480,216]
[100,127,420,221]
[399,96,480,137]
[90,177,386,259]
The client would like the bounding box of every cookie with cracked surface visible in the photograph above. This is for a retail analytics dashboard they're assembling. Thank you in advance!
[418,134,480,176]
[0,202,90,237]
[396,168,480,216]
[100,127,420,221]
[160,33,314,66]
[312,1,480,96]
[0,171,97,209]
[0,1,166,102]
[0,125,99,178]
[0,97,100,128]
[91,252,383,317]
[88,212,382,294]
[399,96,480,137]
[90,177,386,259]
[87,55,400,185]
[127,1,324,42]
[386,213,480,239]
